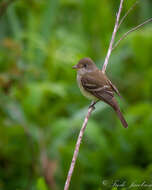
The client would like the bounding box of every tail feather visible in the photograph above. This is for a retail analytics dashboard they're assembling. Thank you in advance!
[115,108,128,128]
[106,97,128,128]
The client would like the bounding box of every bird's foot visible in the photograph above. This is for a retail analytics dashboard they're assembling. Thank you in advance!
[89,101,98,110]
[89,104,95,110]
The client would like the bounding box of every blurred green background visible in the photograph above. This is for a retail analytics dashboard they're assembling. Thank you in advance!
[0,0,152,190]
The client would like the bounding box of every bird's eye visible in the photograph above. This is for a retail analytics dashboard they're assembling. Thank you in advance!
[84,64,87,68]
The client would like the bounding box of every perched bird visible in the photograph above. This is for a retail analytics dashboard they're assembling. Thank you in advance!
[72,57,128,128]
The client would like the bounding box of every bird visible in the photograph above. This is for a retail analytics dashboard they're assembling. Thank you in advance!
[72,57,128,128]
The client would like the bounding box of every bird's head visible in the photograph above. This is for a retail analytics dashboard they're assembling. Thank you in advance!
[72,57,97,75]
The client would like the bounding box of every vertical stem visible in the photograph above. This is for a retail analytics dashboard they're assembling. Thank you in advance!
[64,106,94,190]
[102,0,124,73]
[64,1,125,190]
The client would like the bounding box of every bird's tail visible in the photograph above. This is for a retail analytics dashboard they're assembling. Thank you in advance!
[107,97,128,128]
[115,107,128,128]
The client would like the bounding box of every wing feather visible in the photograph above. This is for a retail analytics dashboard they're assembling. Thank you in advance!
[81,75,114,102]
[107,79,122,98]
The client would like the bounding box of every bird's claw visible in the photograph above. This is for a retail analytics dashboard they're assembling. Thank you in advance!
[89,104,95,110]
[89,101,97,110]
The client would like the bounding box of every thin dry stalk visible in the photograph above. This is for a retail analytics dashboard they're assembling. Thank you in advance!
[117,1,139,30]
[102,0,124,73]
[64,1,124,190]
[64,106,94,190]
[64,2,152,190]
[113,17,152,50]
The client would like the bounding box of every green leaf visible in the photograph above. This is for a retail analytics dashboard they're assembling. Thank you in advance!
[36,177,49,190]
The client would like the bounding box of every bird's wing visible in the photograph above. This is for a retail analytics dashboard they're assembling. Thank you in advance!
[107,79,122,98]
[81,74,114,103]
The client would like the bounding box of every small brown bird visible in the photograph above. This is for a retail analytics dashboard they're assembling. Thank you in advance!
[72,57,128,128]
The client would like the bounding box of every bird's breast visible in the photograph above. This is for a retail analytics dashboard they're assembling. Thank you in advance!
[77,74,98,101]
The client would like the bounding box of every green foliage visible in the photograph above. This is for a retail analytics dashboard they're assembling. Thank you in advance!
[0,0,152,190]
[37,178,49,190]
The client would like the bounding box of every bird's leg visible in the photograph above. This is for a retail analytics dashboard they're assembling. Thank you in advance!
[89,100,99,110]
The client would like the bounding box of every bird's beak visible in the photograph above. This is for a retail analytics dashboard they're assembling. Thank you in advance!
[72,65,78,69]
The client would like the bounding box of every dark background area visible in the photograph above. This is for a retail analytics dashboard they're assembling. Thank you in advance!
[0,0,152,190]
